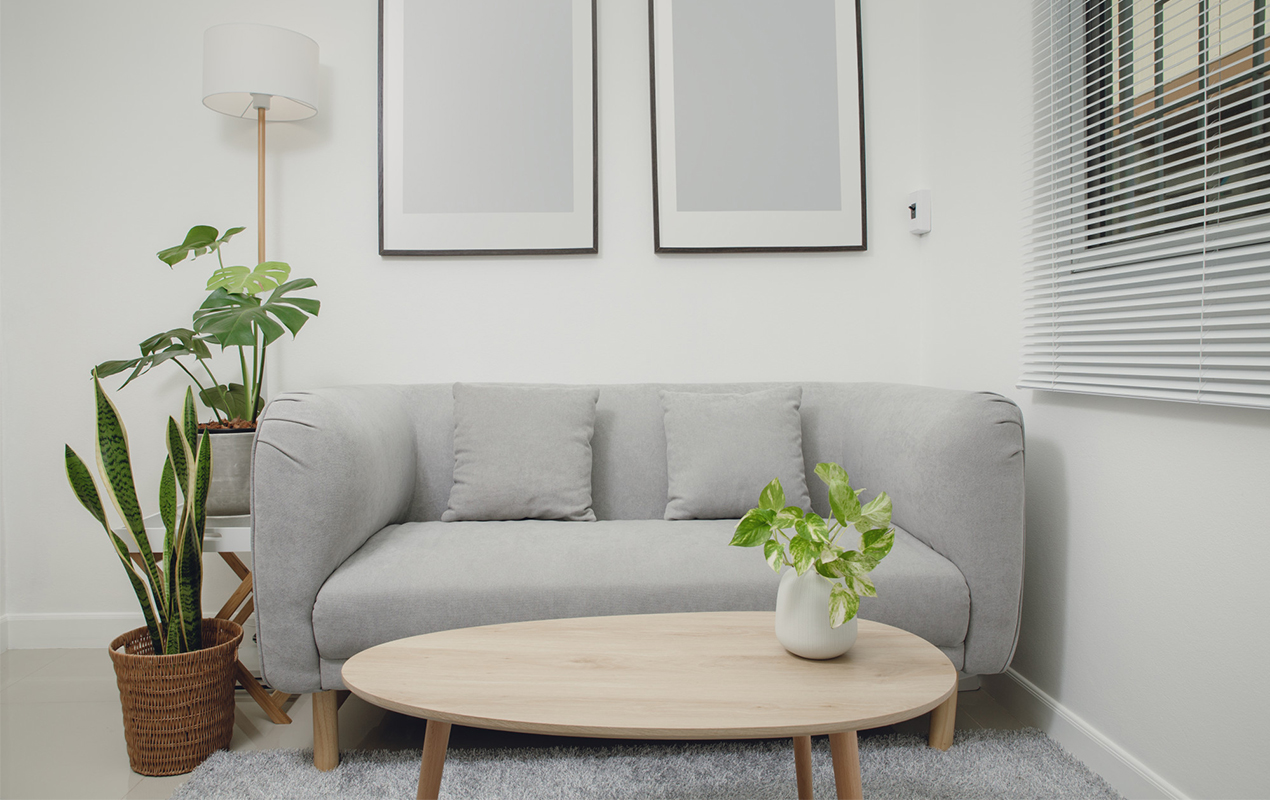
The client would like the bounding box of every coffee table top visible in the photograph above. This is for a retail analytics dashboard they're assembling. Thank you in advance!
[342,612,956,740]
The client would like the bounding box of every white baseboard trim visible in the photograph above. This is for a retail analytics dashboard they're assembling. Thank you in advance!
[3,612,145,650]
[983,668,1188,800]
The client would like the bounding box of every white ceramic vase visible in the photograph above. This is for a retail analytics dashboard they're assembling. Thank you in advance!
[774,568,859,659]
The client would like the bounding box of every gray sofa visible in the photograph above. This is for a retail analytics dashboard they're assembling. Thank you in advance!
[250,382,1024,768]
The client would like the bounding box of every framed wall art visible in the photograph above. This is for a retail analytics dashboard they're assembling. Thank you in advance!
[379,0,598,255]
[648,0,866,253]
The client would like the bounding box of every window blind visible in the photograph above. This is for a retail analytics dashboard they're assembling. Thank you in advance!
[1023,0,1270,409]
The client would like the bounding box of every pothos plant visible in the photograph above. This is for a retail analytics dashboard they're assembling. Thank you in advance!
[730,463,896,628]
[95,225,320,427]
[64,377,212,654]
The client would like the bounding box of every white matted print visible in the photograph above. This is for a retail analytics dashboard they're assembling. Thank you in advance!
[380,0,597,255]
[649,0,866,252]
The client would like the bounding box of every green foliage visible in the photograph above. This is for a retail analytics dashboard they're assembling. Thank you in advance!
[65,378,212,653]
[729,463,896,628]
[96,226,320,425]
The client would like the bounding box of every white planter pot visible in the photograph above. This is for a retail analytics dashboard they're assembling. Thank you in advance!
[774,568,858,660]
[204,429,254,517]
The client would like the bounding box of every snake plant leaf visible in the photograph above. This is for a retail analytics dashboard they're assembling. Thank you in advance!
[159,453,177,618]
[156,225,244,267]
[107,529,165,653]
[65,446,107,528]
[206,261,291,297]
[159,453,176,536]
[829,584,860,628]
[763,538,785,572]
[789,536,817,575]
[177,430,212,652]
[758,478,785,512]
[166,417,190,500]
[66,446,165,651]
[182,388,198,453]
[93,377,145,539]
[858,492,893,532]
[730,508,776,547]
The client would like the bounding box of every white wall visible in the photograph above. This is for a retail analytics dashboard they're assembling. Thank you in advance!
[913,2,1270,799]
[0,0,924,641]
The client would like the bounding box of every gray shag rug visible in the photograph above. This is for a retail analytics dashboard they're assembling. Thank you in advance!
[171,728,1122,799]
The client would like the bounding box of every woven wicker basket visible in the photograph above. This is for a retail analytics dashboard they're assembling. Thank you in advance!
[108,618,243,776]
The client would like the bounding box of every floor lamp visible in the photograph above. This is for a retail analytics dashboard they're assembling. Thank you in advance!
[202,23,319,265]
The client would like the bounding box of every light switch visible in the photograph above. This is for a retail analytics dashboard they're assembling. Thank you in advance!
[908,190,931,235]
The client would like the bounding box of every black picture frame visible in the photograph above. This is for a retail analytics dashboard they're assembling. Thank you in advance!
[648,0,867,253]
[379,0,599,256]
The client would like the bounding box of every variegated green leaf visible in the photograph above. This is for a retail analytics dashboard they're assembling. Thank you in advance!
[803,512,830,542]
[814,462,850,486]
[106,529,164,652]
[862,527,895,561]
[758,478,785,512]
[827,479,861,527]
[763,538,785,572]
[730,509,776,547]
[790,536,816,575]
[858,492,893,531]
[850,572,877,598]
[829,584,860,628]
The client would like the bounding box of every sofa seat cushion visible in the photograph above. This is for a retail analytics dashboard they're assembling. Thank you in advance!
[312,520,970,662]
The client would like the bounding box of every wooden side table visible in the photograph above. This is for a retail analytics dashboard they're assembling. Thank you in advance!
[125,513,294,724]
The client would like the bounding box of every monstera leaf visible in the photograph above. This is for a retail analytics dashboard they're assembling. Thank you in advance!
[157,226,244,267]
[193,280,320,348]
[94,329,213,388]
[206,261,291,297]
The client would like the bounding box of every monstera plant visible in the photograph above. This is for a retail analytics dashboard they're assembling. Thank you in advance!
[65,378,212,653]
[95,225,320,427]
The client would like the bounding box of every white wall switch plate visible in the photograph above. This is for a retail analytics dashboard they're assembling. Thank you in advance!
[908,190,931,235]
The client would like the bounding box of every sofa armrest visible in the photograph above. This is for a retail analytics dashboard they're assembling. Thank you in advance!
[839,384,1025,675]
[251,385,417,693]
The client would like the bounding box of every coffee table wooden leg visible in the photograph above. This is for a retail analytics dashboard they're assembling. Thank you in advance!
[829,731,863,800]
[928,690,957,751]
[793,735,814,799]
[417,719,452,800]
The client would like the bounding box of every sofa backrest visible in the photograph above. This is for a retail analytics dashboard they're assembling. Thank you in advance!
[398,382,974,523]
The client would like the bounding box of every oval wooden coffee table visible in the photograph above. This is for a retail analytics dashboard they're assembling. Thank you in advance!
[342,611,957,799]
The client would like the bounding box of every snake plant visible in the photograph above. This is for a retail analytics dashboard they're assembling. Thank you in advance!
[64,376,211,654]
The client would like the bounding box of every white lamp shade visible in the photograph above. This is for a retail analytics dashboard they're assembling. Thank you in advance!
[203,23,319,121]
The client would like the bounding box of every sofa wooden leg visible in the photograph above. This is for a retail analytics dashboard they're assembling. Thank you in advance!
[313,690,340,771]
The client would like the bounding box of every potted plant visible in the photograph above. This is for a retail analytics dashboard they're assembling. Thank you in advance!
[730,463,895,659]
[65,377,243,775]
[95,225,320,515]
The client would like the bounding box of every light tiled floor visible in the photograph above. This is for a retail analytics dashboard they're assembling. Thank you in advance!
[1,647,1023,800]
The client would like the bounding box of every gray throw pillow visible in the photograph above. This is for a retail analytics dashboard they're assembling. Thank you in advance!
[661,387,811,520]
[443,384,600,522]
